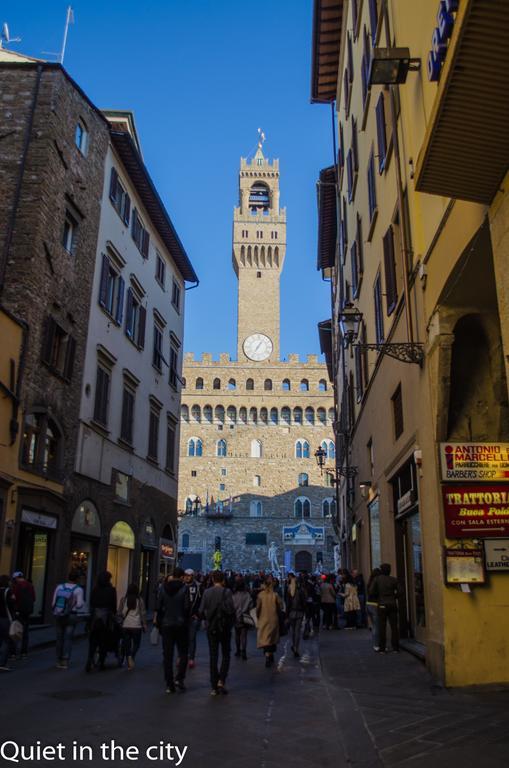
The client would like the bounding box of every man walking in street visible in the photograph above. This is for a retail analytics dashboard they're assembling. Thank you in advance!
[200,570,235,696]
[369,563,400,653]
[183,569,202,669]
[156,567,190,694]
[11,572,35,659]
[52,569,85,669]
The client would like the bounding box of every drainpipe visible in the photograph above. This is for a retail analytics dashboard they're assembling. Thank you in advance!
[0,64,43,294]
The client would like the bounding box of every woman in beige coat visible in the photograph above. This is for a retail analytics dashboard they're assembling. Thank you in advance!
[256,575,283,667]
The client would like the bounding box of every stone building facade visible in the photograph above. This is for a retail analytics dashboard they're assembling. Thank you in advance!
[178,147,338,574]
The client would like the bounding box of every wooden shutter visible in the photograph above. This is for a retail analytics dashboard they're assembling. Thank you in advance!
[374,274,384,344]
[109,167,118,202]
[369,0,378,43]
[137,305,146,349]
[131,209,138,241]
[368,154,377,219]
[361,321,369,389]
[63,336,76,382]
[383,226,397,314]
[125,288,134,337]
[141,229,150,259]
[356,214,364,275]
[98,253,109,308]
[115,276,125,326]
[41,316,56,365]
[351,241,358,297]
[123,193,131,226]
[347,33,354,83]
[352,118,359,172]
[376,94,387,172]
[347,149,353,201]
[354,344,363,401]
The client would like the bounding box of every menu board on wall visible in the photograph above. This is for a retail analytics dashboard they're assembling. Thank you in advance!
[444,547,485,584]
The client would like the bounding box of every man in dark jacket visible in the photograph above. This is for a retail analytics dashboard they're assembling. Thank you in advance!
[369,563,400,653]
[11,572,35,658]
[184,569,202,669]
[199,570,235,696]
[156,567,190,693]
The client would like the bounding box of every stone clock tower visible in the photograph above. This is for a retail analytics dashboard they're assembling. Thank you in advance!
[232,145,286,362]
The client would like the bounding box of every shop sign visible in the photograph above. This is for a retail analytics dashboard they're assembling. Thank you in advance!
[140,518,157,549]
[283,523,324,545]
[109,521,135,549]
[442,484,509,538]
[427,0,458,81]
[71,501,101,537]
[440,443,509,482]
[396,489,416,516]
[444,546,485,584]
[21,509,58,529]
[484,539,509,572]
[160,538,175,560]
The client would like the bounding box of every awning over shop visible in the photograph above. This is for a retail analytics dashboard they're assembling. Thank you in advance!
[310,0,344,104]
[415,0,509,205]
[318,319,334,382]
[317,166,337,271]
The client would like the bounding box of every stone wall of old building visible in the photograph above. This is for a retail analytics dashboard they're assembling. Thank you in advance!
[177,354,338,573]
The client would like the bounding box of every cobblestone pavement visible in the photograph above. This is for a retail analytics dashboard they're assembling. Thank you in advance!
[1,627,508,768]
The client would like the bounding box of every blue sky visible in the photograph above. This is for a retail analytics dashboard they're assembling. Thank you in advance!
[3,0,333,359]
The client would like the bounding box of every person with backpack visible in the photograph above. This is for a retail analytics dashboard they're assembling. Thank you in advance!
[155,567,190,694]
[10,572,35,660]
[118,583,147,670]
[199,570,235,696]
[52,569,84,669]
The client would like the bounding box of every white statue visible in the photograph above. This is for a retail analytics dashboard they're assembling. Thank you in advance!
[268,541,280,574]
[333,544,341,573]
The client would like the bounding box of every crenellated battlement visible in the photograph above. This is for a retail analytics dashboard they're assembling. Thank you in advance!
[183,352,323,366]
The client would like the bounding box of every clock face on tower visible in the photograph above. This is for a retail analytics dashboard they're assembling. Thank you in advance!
[243,333,273,362]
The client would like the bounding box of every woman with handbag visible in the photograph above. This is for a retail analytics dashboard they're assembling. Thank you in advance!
[232,578,252,660]
[118,583,147,670]
[256,575,283,668]
[0,574,17,672]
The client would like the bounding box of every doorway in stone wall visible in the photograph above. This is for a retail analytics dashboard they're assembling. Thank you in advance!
[295,550,312,573]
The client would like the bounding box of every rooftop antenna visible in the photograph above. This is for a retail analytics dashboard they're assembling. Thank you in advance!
[0,22,22,49]
[42,6,74,64]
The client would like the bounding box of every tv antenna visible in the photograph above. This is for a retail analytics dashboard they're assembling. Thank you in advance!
[42,6,74,64]
[0,23,22,49]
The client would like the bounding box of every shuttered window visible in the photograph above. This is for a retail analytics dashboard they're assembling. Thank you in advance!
[374,273,384,344]
[338,122,345,172]
[367,151,377,225]
[148,408,160,462]
[120,387,135,444]
[166,416,177,473]
[131,208,150,258]
[368,0,379,44]
[93,365,110,426]
[41,316,76,383]
[153,324,163,372]
[169,343,179,389]
[125,288,146,349]
[98,253,125,325]
[383,225,397,315]
[361,25,371,105]
[392,384,404,439]
[375,93,387,173]
[109,167,131,225]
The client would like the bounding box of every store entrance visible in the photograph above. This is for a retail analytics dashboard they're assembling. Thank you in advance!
[107,521,135,599]
[17,525,49,622]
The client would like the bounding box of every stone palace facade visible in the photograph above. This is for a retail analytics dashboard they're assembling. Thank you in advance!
[177,146,338,574]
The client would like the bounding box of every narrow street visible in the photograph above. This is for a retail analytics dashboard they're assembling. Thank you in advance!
[2,630,508,768]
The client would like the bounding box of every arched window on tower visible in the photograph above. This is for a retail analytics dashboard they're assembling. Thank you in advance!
[298,472,309,487]
[203,405,213,423]
[217,439,227,457]
[181,404,189,422]
[187,438,203,457]
[260,407,268,425]
[319,379,327,391]
[213,378,221,390]
[226,405,236,424]
[215,405,225,423]
[282,379,291,391]
[264,379,272,391]
[294,497,311,518]
[251,439,262,458]
[305,407,315,425]
[317,407,327,425]
[228,378,236,390]
[195,377,204,390]
[249,407,258,424]
[293,407,303,424]
[249,182,270,212]
[239,407,247,424]
[270,408,278,425]
[300,379,309,392]
[191,405,201,423]
[246,378,254,391]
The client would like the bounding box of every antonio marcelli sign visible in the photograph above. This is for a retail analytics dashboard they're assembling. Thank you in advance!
[440,443,509,481]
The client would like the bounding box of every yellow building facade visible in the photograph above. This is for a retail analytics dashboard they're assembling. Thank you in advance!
[311,0,509,686]
[0,307,64,585]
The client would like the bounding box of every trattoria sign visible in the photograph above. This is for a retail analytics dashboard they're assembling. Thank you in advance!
[442,484,509,538]
[440,443,509,482]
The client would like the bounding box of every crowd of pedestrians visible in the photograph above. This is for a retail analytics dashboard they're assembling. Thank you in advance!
[0,563,401,686]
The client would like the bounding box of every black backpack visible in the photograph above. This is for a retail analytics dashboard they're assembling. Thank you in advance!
[208,589,230,636]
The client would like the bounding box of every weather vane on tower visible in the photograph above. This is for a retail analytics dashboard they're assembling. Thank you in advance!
[257,127,266,150]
